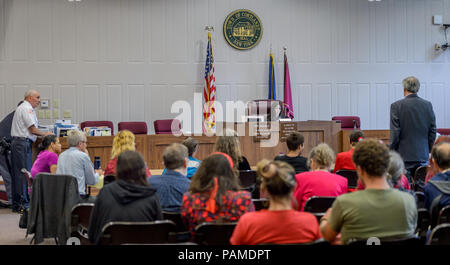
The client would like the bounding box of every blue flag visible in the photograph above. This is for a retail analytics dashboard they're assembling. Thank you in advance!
[268,53,276,100]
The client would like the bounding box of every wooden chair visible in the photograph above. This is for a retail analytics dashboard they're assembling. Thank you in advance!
[304,196,336,222]
[98,220,177,245]
[194,222,237,245]
[413,165,429,192]
[335,170,358,189]
[70,203,95,245]
[252,198,270,211]
[438,205,450,225]
[427,223,450,245]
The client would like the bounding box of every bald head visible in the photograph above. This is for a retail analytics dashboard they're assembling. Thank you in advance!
[431,142,450,171]
[24,89,41,108]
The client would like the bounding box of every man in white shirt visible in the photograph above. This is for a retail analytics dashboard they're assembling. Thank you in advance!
[10,90,53,212]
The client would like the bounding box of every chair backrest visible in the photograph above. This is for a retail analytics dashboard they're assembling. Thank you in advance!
[335,170,358,189]
[332,116,361,130]
[162,211,188,232]
[416,208,431,241]
[70,203,94,241]
[252,198,270,211]
[437,128,450,135]
[98,220,177,245]
[413,166,429,192]
[438,205,450,225]
[153,119,181,134]
[80,121,114,135]
[118,122,148,135]
[348,236,422,246]
[194,222,237,245]
[304,196,336,214]
[261,238,330,246]
[238,170,257,189]
[415,191,425,209]
[103,175,116,186]
[427,223,450,245]
[21,168,32,188]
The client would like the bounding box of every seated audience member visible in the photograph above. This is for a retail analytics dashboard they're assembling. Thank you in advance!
[274,132,309,174]
[104,130,151,177]
[425,136,450,184]
[181,153,255,235]
[320,139,417,244]
[358,151,411,191]
[333,130,364,173]
[214,129,250,171]
[30,135,61,177]
[88,151,163,244]
[294,143,347,211]
[148,143,191,212]
[56,130,101,200]
[183,137,201,178]
[230,160,322,245]
[424,142,450,215]
[386,151,412,192]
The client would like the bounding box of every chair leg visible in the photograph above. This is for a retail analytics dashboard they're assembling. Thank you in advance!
[54,237,59,245]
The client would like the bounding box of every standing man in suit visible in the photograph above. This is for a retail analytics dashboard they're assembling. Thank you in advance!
[390,76,436,183]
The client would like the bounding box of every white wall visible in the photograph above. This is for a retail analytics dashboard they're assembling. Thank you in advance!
[1,0,450,133]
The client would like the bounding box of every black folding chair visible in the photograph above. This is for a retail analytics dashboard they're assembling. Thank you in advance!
[162,211,191,242]
[335,170,358,189]
[348,236,422,246]
[304,196,336,222]
[413,166,429,192]
[438,205,450,225]
[415,191,425,209]
[70,203,95,245]
[98,220,177,245]
[194,222,237,245]
[261,238,330,246]
[415,208,430,244]
[427,223,450,245]
[103,175,116,186]
[238,170,259,198]
[252,198,270,211]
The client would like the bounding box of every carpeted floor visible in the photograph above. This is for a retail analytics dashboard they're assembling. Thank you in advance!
[0,208,55,245]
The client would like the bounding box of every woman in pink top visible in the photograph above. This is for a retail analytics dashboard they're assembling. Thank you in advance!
[294,143,348,211]
[30,135,61,177]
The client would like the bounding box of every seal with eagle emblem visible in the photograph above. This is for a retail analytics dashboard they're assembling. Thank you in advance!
[223,9,262,50]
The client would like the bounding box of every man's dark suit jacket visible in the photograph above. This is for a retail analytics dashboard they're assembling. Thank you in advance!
[390,93,436,163]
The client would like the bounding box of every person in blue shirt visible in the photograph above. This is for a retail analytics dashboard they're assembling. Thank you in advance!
[424,142,450,215]
[148,143,191,212]
[161,137,201,179]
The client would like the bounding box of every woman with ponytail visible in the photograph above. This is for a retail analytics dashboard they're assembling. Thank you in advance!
[180,153,255,236]
[30,135,61,177]
[230,160,322,245]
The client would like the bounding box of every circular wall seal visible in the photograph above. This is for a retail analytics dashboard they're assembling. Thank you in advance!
[223,9,263,50]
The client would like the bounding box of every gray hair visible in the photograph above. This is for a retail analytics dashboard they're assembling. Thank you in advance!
[387,151,405,187]
[67,130,86,147]
[309,143,335,170]
[163,143,188,170]
[402,76,420,93]
[24,89,38,99]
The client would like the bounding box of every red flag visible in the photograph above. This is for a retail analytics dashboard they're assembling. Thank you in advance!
[284,52,294,119]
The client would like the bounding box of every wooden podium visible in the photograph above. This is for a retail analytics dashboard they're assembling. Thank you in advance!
[52,120,342,169]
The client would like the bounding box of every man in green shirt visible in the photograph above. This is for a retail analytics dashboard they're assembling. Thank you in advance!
[320,139,417,244]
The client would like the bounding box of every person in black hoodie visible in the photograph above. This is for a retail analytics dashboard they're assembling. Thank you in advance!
[88,150,163,244]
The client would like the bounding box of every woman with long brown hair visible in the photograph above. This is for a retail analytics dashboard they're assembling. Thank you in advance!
[214,129,250,170]
[180,152,254,235]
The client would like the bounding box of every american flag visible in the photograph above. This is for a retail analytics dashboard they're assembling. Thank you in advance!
[203,32,216,134]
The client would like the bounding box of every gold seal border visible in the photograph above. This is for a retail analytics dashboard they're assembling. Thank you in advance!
[223,9,263,50]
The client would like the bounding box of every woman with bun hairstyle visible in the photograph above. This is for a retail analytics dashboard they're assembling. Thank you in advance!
[230,160,322,245]
[30,135,61,177]
[181,152,254,236]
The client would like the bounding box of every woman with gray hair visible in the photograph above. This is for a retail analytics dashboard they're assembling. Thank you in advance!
[293,143,348,211]
[386,151,412,191]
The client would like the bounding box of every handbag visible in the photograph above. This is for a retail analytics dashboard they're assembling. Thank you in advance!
[19,206,28,229]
